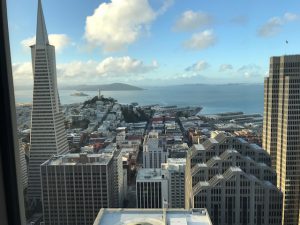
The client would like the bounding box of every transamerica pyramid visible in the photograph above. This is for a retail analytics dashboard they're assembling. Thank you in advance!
[27,0,69,201]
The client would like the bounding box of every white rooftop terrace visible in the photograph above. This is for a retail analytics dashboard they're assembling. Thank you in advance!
[162,158,186,172]
[93,208,213,225]
[42,152,112,166]
[136,168,165,181]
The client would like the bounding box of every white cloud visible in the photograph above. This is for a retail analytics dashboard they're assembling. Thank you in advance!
[185,60,209,72]
[12,62,32,79]
[183,30,216,50]
[237,64,264,78]
[174,10,213,32]
[258,17,283,37]
[219,64,233,72]
[84,0,172,52]
[57,61,98,78]
[258,12,299,37]
[96,56,158,76]
[21,34,71,52]
[12,57,158,86]
[157,0,174,15]
[283,12,299,22]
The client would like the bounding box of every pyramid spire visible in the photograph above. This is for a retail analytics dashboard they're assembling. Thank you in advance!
[36,0,49,45]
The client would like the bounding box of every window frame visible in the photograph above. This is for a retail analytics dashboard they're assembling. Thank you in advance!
[0,0,26,224]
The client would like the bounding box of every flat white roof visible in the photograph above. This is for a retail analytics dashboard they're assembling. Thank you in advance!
[42,153,112,166]
[93,208,212,225]
[193,144,205,151]
[136,168,164,181]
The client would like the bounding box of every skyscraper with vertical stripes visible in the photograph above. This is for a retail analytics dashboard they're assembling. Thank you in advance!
[263,55,300,225]
[27,0,68,201]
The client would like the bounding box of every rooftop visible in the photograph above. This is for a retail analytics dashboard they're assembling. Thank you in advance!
[161,158,186,172]
[93,208,212,225]
[42,153,113,166]
[136,168,165,181]
[193,144,205,151]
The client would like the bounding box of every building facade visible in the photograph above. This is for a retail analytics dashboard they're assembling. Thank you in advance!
[143,131,168,168]
[193,167,282,225]
[162,158,186,208]
[27,0,68,201]
[136,168,168,208]
[137,158,187,209]
[41,151,123,225]
[263,55,300,225]
[19,140,28,190]
[187,132,282,225]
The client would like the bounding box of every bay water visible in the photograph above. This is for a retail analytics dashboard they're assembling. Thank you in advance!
[14,84,264,114]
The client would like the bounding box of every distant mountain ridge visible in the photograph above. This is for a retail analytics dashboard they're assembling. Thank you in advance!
[62,83,144,91]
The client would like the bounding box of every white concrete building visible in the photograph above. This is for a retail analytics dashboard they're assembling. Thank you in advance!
[143,131,168,168]
[136,168,168,208]
[93,208,213,225]
[27,0,68,201]
[162,158,186,208]
[137,159,187,209]
[116,127,126,144]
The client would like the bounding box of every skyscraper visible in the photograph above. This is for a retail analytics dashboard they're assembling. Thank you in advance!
[136,168,168,208]
[161,158,186,208]
[19,139,28,190]
[41,151,124,225]
[187,132,282,225]
[263,55,300,225]
[143,131,168,168]
[27,0,68,201]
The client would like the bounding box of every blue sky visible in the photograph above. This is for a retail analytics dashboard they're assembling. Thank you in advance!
[7,0,300,87]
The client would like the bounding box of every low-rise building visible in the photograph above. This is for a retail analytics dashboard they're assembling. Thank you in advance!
[93,208,213,225]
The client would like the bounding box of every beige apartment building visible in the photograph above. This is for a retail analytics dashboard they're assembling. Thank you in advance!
[263,55,300,225]
[187,132,282,225]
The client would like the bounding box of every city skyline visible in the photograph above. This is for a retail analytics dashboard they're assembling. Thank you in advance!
[7,0,300,87]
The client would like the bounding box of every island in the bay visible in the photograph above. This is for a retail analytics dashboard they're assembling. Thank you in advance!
[70,92,89,97]
[63,83,144,91]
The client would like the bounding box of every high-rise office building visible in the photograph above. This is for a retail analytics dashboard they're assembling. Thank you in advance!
[19,140,28,190]
[263,55,300,225]
[136,168,168,208]
[27,0,69,201]
[187,132,282,225]
[161,158,186,208]
[41,151,124,225]
[143,131,168,168]
[137,158,187,209]
[193,167,282,225]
